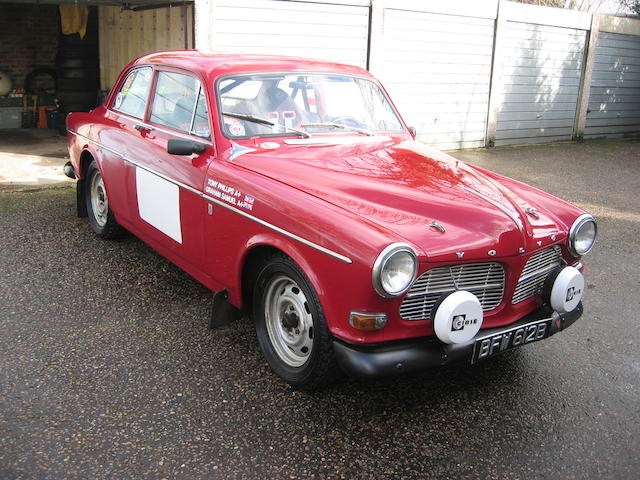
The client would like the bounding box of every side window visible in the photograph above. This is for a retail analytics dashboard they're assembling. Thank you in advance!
[112,67,152,119]
[150,71,197,134]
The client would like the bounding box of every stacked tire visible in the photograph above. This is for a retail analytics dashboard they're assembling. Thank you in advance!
[57,6,99,133]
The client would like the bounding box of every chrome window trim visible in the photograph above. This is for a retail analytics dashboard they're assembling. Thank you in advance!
[372,242,418,298]
[188,85,200,134]
[68,130,352,264]
[568,213,597,257]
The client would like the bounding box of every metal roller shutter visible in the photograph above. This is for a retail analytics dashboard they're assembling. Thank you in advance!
[584,31,640,139]
[373,8,495,150]
[208,0,370,69]
[495,22,587,145]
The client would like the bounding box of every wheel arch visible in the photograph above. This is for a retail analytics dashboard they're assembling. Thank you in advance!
[75,148,98,217]
[238,235,326,313]
[79,148,97,179]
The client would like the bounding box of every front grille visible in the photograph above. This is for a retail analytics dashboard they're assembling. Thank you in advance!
[512,246,562,304]
[399,262,505,321]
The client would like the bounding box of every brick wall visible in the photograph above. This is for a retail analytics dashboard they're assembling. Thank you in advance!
[0,4,59,90]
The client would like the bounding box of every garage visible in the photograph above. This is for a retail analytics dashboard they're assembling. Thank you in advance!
[0,0,193,132]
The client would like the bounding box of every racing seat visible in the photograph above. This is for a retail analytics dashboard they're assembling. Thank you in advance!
[173,96,195,131]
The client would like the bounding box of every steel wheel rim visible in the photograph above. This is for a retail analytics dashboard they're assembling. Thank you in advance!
[264,275,314,367]
[90,169,108,228]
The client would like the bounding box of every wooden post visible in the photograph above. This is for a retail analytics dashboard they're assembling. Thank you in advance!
[485,0,507,147]
[574,14,600,141]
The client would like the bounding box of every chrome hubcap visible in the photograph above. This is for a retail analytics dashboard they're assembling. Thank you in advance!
[264,275,314,367]
[90,170,108,228]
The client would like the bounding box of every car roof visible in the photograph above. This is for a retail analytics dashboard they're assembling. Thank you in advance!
[133,50,373,81]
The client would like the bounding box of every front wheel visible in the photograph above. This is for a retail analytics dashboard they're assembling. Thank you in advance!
[254,253,339,388]
[84,160,125,239]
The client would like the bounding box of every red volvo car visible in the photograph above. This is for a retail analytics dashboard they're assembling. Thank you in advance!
[65,51,597,387]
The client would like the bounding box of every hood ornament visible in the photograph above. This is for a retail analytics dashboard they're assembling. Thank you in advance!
[429,220,446,233]
[525,207,540,219]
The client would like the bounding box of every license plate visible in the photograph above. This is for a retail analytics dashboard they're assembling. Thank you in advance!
[471,318,552,364]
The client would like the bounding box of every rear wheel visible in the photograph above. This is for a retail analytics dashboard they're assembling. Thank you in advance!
[254,253,339,388]
[84,160,125,239]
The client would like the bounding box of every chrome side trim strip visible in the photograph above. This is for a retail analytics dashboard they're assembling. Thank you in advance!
[461,186,524,232]
[69,130,352,264]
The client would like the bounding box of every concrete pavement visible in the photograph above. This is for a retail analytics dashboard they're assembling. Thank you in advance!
[0,129,73,190]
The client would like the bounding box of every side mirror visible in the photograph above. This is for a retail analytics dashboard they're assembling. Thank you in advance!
[409,126,417,137]
[167,138,206,155]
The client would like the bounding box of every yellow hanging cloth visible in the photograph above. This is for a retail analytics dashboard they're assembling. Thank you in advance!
[59,5,89,39]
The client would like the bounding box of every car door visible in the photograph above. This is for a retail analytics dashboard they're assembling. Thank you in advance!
[129,68,214,274]
[98,66,154,224]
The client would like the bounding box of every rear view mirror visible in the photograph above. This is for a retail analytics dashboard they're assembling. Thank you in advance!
[409,126,417,137]
[167,138,206,155]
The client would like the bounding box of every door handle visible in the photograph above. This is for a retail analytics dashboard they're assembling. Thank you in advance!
[134,123,153,132]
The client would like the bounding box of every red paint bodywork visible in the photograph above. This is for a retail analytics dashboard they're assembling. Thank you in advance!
[66,51,588,345]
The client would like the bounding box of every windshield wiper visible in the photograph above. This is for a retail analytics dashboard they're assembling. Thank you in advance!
[222,111,310,138]
[301,122,373,136]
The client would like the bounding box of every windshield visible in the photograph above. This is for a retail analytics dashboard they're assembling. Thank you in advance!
[217,73,404,138]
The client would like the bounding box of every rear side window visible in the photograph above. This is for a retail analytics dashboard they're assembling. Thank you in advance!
[150,71,210,138]
[112,67,152,119]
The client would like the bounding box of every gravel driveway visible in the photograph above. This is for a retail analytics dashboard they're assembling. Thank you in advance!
[1,139,638,479]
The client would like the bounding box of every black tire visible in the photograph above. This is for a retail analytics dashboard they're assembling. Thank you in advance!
[56,46,97,59]
[58,67,99,80]
[253,253,339,388]
[24,67,57,95]
[58,33,99,47]
[57,78,99,91]
[84,160,125,239]
[56,57,99,69]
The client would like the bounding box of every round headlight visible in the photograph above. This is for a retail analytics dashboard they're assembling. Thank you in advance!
[372,243,418,298]
[569,214,597,257]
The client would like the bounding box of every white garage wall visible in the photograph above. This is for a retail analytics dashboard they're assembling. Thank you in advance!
[369,0,498,150]
[195,0,370,69]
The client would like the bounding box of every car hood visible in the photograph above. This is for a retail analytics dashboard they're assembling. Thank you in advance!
[231,137,567,261]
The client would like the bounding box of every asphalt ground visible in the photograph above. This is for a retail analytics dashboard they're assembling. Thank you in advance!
[1,139,639,479]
